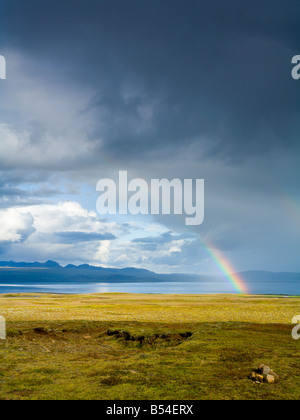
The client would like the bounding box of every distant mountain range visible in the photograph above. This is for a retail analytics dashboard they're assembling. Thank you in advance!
[0,260,62,269]
[0,260,194,283]
[0,261,299,285]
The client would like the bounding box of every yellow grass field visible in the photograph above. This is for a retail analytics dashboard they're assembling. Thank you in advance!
[0,293,299,400]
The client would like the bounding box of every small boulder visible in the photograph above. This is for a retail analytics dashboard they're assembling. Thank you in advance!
[269,370,280,381]
[265,374,275,384]
[258,364,271,375]
[262,366,271,376]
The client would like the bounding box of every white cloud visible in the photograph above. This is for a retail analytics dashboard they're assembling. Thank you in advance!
[0,199,198,271]
[0,201,118,262]
[94,241,111,264]
[0,208,35,244]
[25,201,112,233]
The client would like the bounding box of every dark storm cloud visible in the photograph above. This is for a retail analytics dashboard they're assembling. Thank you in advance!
[1,0,300,163]
[0,175,36,208]
[1,0,300,273]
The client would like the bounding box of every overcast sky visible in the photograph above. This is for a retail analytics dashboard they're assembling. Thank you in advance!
[0,0,299,274]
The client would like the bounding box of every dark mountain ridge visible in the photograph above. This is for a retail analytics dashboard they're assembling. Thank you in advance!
[0,262,299,285]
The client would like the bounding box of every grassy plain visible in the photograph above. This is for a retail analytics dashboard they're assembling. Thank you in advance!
[0,293,299,400]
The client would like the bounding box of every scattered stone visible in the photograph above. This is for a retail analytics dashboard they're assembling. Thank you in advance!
[249,364,279,384]
[255,374,264,383]
[265,374,275,384]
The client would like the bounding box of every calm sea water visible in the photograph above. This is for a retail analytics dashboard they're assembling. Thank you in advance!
[0,281,299,295]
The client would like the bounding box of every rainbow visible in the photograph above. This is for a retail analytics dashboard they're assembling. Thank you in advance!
[94,166,249,294]
[201,239,249,294]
